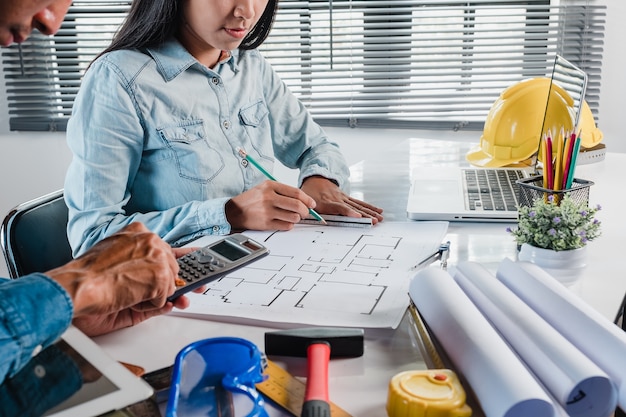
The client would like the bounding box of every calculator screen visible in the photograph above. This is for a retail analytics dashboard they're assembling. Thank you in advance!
[212,240,248,261]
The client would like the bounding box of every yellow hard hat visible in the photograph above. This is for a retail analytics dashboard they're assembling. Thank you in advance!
[466,77,575,167]
[578,100,603,148]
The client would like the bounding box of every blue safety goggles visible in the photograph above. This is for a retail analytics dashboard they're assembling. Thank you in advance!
[166,337,268,417]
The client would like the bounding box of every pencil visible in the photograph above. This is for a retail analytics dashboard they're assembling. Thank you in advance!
[553,129,564,191]
[565,134,582,189]
[546,135,554,190]
[561,132,576,190]
[542,135,548,190]
[236,147,327,224]
[540,134,553,203]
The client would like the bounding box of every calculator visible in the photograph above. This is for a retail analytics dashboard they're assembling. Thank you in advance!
[168,233,269,301]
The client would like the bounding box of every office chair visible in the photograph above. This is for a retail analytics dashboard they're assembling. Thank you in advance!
[1,189,73,279]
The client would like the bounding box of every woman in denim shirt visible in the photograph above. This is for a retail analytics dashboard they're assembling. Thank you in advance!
[64,0,384,256]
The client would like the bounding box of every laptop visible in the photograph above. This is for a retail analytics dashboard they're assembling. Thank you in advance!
[407,55,588,222]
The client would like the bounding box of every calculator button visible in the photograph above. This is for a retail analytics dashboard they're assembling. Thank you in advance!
[197,253,214,263]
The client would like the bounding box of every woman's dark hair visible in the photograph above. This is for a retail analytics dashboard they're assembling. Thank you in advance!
[240,0,278,50]
[95,0,278,60]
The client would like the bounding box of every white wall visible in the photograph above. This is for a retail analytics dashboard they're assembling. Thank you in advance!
[0,133,71,277]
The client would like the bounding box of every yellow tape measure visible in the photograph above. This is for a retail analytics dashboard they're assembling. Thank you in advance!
[256,359,353,417]
[401,303,472,417]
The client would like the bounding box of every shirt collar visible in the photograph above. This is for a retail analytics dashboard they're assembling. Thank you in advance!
[146,38,238,81]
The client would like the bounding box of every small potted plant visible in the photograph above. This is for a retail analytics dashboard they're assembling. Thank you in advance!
[507,194,602,285]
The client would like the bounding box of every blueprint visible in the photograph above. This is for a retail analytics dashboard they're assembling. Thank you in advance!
[172,221,448,329]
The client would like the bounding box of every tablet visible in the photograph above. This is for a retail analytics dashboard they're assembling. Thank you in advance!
[43,326,153,417]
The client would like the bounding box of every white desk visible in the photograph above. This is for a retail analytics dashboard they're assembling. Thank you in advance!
[94,137,626,416]
[349,138,626,320]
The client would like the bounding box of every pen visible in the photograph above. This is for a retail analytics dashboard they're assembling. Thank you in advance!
[236,147,327,225]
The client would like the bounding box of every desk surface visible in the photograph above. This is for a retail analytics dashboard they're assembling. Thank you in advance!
[94,137,626,417]
[349,138,626,320]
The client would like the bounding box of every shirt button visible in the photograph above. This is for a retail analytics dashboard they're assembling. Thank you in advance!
[34,365,46,378]
[241,159,249,167]
[223,120,231,129]
[31,344,43,357]
[211,77,219,85]
[212,225,220,233]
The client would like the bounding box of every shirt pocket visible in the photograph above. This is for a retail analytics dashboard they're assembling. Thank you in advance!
[158,120,225,183]
[238,100,274,163]
[239,100,269,127]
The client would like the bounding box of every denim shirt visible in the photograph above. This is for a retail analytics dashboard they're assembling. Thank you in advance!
[65,38,350,256]
[0,275,73,383]
[0,343,82,417]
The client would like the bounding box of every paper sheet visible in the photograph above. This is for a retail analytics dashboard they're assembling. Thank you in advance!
[409,268,555,417]
[497,258,626,411]
[454,261,617,417]
[172,221,448,329]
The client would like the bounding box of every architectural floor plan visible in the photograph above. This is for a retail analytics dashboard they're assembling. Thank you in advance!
[174,221,448,329]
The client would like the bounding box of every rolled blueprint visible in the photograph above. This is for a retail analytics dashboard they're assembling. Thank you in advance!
[409,268,554,417]
[497,258,626,411]
[454,261,616,417]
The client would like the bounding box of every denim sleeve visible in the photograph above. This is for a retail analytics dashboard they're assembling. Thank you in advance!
[64,59,232,256]
[257,53,350,190]
[0,275,73,383]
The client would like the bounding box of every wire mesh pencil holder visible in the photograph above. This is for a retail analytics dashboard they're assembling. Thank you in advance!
[516,176,594,208]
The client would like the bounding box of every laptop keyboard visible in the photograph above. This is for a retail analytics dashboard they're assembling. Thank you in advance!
[463,169,525,211]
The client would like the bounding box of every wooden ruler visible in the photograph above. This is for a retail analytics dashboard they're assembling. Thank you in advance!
[408,301,445,369]
[256,359,353,417]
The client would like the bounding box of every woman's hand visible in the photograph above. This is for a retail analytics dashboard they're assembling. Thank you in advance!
[301,176,384,224]
[225,180,316,231]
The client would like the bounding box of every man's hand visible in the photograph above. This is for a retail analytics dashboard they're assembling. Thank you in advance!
[45,223,198,336]
[70,299,184,337]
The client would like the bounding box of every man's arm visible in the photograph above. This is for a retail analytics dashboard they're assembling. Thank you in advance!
[0,343,83,417]
[46,222,195,336]
[1,222,195,382]
[0,274,73,382]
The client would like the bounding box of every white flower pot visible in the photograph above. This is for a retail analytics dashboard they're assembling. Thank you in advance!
[517,243,588,286]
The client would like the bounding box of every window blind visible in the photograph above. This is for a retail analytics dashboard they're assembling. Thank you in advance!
[1,0,605,132]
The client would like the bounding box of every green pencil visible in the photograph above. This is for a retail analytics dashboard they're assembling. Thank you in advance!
[565,135,582,189]
[236,147,327,224]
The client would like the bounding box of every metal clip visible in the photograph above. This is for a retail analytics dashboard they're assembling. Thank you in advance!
[439,241,450,270]
[413,241,451,271]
